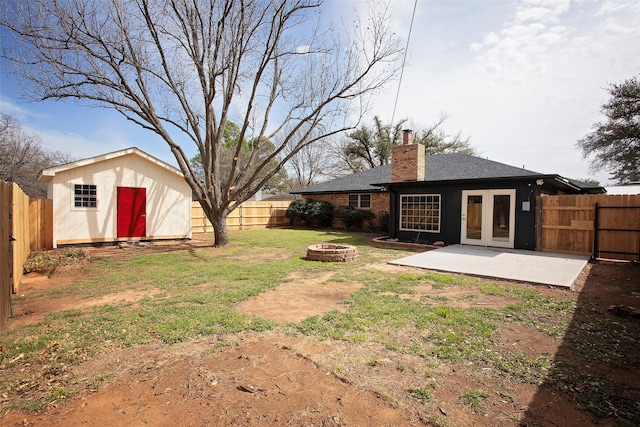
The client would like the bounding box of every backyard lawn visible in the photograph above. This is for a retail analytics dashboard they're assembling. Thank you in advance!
[1,229,639,426]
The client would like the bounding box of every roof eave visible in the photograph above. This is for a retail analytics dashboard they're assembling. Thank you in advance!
[39,147,183,179]
[376,174,606,194]
[292,187,387,195]
[374,174,551,187]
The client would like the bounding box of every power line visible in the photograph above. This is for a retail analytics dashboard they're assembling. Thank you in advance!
[390,0,418,128]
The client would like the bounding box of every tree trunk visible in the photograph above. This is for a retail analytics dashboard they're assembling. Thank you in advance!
[211,213,230,247]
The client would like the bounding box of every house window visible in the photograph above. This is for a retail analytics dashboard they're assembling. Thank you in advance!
[74,184,97,208]
[400,194,440,232]
[348,194,371,209]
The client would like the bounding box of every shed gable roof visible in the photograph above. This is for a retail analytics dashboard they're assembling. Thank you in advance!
[39,147,183,182]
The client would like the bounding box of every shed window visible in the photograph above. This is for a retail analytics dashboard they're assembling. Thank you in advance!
[348,194,371,209]
[74,184,97,208]
[400,194,440,232]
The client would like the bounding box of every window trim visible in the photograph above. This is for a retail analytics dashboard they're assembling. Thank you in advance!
[72,183,98,209]
[399,194,441,233]
[348,193,371,209]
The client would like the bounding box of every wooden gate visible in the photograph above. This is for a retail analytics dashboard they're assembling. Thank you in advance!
[593,203,640,262]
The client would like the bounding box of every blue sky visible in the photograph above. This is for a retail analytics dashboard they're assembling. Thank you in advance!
[2,0,640,185]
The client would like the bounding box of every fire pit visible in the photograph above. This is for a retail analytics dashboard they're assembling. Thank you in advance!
[306,243,358,262]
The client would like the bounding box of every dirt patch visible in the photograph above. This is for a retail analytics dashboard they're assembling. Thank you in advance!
[2,333,415,426]
[9,273,162,329]
[396,284,520,309]
[365,262,425,274]
[495,322,562,360]
[236,272,364,323]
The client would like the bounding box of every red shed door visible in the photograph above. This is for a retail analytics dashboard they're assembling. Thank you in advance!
[117,187,146,238]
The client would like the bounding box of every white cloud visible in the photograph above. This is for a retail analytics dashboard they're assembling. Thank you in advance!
[596,0,635,16]
[484,31,501,46]
[384,0,640,184]
[0,98,47,120]
[469,42,483,53]
[515,0,570,23]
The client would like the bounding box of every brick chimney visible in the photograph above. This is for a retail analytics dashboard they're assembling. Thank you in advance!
[391,129,425,182]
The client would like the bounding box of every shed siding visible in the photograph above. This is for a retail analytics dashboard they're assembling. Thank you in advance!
[49,153,191,247]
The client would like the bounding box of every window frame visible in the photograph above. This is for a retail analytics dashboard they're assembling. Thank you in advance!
[399,194,441,233]
[348,193,371,209]
[72,183,98,209]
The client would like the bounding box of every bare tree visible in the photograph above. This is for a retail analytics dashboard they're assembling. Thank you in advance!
[282,127,333,190]
[0,114,72,198]
[334,113,476,174]
[341,115,405,172]
[412,113,476,156]
[1,0,402,246]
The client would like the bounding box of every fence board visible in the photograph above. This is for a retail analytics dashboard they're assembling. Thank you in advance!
[11,184,31,295]
[538,194,640,261]
[191,200,291,234]
[0,181,11,331]
[30,198,53,250]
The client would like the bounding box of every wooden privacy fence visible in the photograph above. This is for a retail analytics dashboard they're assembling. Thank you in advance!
[10,183,30,296]
[537,194,640,261]
[191,200,291,233]
[0,182,52,330]
[1,181,11,331]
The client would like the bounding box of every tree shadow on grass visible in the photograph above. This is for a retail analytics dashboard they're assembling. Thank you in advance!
[521,262,640,427]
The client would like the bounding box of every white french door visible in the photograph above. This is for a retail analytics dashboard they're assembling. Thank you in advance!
[460,189,516,248]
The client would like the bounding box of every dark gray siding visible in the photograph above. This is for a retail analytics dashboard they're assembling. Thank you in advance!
[388,178,539,250]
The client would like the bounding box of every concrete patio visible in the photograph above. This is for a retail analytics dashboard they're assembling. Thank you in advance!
[389,245,590,288]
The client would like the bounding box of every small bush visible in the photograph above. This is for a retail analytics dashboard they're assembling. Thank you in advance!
[333,205,375,230]
[23,248,86,273]
[285,198,333,227]
[285,198,308,221]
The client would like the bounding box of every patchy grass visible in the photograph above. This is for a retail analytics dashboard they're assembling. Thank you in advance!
[408,387,432,401]
[460,388,489,413]
[2,229,639,426]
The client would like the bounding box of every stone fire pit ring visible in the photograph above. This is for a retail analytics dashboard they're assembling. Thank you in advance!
[306,243,358,262]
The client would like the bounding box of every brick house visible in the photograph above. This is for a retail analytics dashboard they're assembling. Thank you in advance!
[294,130,604,249]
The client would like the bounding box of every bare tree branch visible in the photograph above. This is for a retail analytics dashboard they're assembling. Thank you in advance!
[2,0,402,245]
[0,114,73,198]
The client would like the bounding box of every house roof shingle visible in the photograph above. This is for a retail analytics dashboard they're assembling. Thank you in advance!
[293,153,603,194]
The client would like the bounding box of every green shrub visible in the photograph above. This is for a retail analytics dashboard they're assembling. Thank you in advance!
[285,198,308,222]
[333,205,375,230]
[285,198,333,227]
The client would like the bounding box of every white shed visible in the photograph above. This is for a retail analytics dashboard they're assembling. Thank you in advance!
[40,147,192,248]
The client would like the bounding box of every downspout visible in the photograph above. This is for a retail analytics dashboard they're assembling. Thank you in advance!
[387,186,397,238]
[532,179,544,251]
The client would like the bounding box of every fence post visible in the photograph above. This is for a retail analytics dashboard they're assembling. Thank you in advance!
[592,202,599,262]
[535,196,542,251]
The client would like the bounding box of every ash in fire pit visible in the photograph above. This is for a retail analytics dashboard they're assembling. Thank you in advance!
[306,243,358,262]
